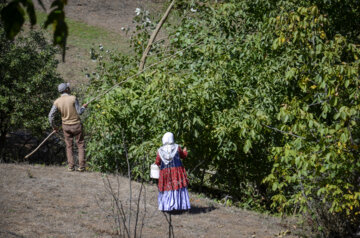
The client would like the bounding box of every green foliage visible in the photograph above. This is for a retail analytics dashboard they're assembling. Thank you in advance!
[43,0,67,60]
[262,4,360,236]
[1,0,68,60]
[85,0,360,235]
[0,25,62,159]
[1,0,37,39]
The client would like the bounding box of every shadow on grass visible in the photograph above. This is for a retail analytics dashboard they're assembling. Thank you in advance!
[165,205,216,216]
[189,204,216,214]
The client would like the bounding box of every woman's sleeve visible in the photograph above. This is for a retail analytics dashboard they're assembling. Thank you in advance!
[178,146,188,159]
[155,152,161,166]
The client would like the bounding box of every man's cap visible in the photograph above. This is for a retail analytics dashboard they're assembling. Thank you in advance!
[58,83,70,93]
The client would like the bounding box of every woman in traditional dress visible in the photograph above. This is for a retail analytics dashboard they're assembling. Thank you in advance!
[155,132,191,212]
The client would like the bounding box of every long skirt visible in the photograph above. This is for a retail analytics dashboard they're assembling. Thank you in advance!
[158,187,191,211]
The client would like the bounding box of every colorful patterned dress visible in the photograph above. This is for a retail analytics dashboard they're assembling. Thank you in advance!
[155,146,191,211]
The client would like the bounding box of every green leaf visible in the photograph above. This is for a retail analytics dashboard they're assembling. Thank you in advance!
[272,182,278,191]
[295,156,300,167]
[1,1,25,39]
[44,8,68,61]
[22,0,36,25]
[243,139,252,153]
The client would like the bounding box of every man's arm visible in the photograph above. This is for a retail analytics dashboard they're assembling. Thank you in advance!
[48,105,58,129]
[75,98,86,115]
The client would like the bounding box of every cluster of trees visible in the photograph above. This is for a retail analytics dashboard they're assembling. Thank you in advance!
[84,0,360,236]
[0,4,62,161]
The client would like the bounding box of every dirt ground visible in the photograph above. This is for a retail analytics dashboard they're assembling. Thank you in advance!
[33,0,167,87]
[36,0,165,34]
[0,163,300,238]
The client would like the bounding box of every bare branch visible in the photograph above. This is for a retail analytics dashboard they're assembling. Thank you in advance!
[139,0,176,71]
[122,130,132,236]
[263,124,306,139]
[163,212,175,238]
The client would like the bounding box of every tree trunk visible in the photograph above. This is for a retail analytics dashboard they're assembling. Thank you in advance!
[138,0,175,71]
[0,129,7,161]
[199,165,206,193]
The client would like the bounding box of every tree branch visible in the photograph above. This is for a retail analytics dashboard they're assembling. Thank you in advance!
[263,124,306,139]
[138,0,176,71]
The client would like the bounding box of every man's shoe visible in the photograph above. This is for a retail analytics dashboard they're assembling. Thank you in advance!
[77,167,85,172]
[67,167,75,172]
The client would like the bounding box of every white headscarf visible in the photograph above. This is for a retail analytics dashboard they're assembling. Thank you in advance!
[158,132,178,165]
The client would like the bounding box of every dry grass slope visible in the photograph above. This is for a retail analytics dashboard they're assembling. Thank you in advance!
[0,163,299,238]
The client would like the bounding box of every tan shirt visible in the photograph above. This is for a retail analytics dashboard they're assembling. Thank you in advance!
[49,94,85,126]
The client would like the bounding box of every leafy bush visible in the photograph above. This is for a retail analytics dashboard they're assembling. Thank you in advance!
[0,22,62,160]
[85,0,360,235]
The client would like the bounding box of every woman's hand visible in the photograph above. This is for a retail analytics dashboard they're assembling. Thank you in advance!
[183,147,187,153]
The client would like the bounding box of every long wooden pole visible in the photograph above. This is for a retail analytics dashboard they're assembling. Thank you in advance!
[24,130,57,159]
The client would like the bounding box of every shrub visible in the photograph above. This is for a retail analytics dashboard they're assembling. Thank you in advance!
[85,1,360,235]
[0,22,62,160]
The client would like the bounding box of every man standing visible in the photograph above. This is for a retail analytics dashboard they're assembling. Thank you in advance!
[49,83,88,172]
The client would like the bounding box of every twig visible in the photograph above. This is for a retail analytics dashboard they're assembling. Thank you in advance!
[134,179,143,237]
[139,155,148,238]
[347,124,357,146]
[263,124,306,139]
[308,98,329,107]
[163,212,174,238]
[122,130,132,236]
[299,177,325,237]
[152,37,168,46]
[188,159,205,175]
[105,175,130,237]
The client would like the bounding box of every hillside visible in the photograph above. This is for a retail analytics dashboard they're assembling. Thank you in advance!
[33,0,166,86]
[0,163,298,238]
